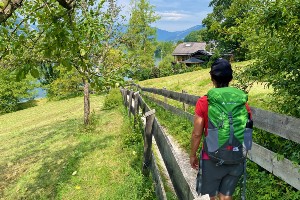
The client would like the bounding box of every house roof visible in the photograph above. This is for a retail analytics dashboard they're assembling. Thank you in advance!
[192,50,213,56]
[172,42,206,56]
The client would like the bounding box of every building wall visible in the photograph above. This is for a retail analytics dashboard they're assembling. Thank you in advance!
[174,55,189,62]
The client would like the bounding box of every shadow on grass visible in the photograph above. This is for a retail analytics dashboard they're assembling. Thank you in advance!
[0,117,114,199]
[27,135,113,199]
[17,99,39,111]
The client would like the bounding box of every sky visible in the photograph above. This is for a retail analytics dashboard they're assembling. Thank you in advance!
[117,0,213,32]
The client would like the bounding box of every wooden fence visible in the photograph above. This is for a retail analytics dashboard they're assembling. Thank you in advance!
[120,88,199,200]
[138,86,300,191]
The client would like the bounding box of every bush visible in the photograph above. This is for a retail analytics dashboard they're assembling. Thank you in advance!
[103,88,122,110]
[0,68,38,114]
[46,67,82,100]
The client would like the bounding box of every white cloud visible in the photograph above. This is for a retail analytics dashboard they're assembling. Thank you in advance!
[157,11,191,21]
[116,0,212,31]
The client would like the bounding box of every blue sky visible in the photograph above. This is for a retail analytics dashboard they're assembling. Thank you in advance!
[118,0,213,32]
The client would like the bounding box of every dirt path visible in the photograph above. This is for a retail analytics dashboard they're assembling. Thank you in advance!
[153,126,199,199]
[153,126,210,200]
[137,96,209,200]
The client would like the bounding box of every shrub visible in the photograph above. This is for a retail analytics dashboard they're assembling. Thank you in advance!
[0,68,37,114]
[103,88,122,110]
[46,67,82,100]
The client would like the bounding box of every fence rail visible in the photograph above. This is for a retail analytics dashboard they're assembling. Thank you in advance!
[121,85,300,200]
[141,87,200,106]
[138,86,300,191]
[141,86,300,144]
[251,107,300,143]
[120,88,199,200]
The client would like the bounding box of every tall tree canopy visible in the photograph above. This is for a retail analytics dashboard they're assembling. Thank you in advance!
[124,0,159,80]
[0,0,75,23]
[202,0,248,61]
[205,0,300,116]
[0,0,126,124]
[237,0,300,116]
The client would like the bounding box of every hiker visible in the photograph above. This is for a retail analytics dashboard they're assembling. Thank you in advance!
[190,58,253,200]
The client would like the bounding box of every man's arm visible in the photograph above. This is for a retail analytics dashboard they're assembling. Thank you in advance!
[190,114,204,170]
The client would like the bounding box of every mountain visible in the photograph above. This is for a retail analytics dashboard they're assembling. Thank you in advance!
[156,25,205,42]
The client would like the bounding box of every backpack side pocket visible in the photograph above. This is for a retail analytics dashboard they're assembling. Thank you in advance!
[206,128,219,152]
[243,128,253,150]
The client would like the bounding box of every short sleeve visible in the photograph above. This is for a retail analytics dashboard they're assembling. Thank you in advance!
[195,96,208,119]
[245,103,252,119]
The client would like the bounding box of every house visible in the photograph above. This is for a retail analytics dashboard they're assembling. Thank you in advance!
[172,42,212,65]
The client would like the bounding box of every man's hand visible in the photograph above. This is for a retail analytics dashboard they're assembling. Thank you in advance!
[190,155,199,170]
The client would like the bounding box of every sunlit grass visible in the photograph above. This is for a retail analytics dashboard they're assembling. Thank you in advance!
[0,95,156,200]
[139,61,273,110]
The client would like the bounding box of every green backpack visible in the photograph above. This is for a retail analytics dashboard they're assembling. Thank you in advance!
[204,87,253,165]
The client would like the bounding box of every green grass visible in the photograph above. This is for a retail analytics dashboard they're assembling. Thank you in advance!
[145,98,193,153]
[139,68,212,96]
[138,61,273,110]
[0,95,156,200]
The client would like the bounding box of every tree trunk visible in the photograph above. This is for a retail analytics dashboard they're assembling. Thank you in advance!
[83,78,90,125]
[0,0,24,24]
[0,0,74,24]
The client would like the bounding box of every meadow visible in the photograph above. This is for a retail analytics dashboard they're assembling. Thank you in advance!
[0,94,156,200]
[1,61,298,200]
[139,61,273,110]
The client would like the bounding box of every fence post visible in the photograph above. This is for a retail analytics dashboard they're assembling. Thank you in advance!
[122,88,127,107]
[120,88,123,102]
[163,87,167,104]
[125,90,130,107]
[134,91,140,116]
[142,109,156,176]
[133,91,140,126]
[128,90,133,117]
[182,90,188,112]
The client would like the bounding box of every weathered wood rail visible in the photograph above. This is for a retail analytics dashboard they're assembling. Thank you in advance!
[138,85,300,191]
[120,88,204,200]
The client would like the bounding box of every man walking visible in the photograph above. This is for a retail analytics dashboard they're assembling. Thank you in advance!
[190,58,252,200]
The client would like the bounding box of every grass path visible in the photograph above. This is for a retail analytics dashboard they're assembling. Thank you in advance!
[0,95,155,200]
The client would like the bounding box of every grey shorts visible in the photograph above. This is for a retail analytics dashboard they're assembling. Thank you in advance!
[201,159,244,197]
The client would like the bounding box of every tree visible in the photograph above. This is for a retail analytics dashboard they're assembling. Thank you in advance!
[46,65,82,100]
[158,54,173,76]
[0,67,37,114]
[0,0,75,24]
[0,0,126,125]
[124,0,159,80]
[41,0,126,125]
[202,0,248,60]
[155,41,175,60]
[184,29,206,42]
[236,0,300,117]
[205,0,300,116]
